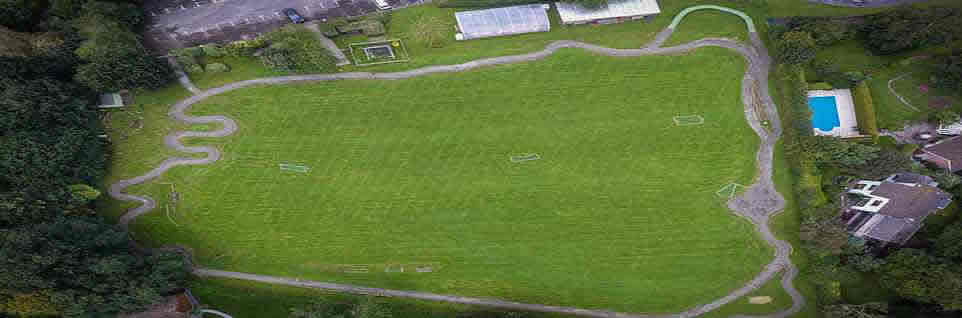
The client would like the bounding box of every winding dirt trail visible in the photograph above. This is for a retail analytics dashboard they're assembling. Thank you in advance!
[110,10,803,317]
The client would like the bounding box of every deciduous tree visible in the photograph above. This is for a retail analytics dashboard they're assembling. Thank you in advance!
[776,31,817,65]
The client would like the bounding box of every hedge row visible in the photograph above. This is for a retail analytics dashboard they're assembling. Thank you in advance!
[852,81,879,137]
[779,65,827,211]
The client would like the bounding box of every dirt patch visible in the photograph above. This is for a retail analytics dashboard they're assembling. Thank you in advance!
[749,296,773,304]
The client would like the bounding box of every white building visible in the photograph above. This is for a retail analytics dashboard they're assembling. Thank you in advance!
[555,0,660,25]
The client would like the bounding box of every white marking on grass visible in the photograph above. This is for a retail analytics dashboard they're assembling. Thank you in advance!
[279,163,310,173]
[715,183,746,199]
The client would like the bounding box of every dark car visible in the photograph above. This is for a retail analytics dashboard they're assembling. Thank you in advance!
[282,8,305,24]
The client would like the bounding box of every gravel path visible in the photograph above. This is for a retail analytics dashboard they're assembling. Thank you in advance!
[110,9,803,317]
[887,72,921,112]
[305,22,351,66]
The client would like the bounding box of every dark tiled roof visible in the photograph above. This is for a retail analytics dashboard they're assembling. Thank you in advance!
[892,173,934,185]
[925,136,962,172]
[872,183,952,219]
[865,215,922,244]
[847,211,873,232]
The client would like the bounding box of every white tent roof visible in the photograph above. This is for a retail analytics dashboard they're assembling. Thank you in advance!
[555,0,660,24]
[454,4,550,40]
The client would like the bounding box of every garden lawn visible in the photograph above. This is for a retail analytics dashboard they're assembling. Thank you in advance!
[97,84,198,219]
[664,10,748,47]
[107,48,770,313]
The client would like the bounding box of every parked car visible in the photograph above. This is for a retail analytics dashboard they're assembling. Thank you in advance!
[282,8,305,23]
[373,0,391,10]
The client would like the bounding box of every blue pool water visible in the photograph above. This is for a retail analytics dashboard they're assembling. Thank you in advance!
[808,96,841,133]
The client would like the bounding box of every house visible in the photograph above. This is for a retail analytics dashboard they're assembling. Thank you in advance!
[917,136,962,174]
[843,173,952,244]
[454,4,550,40]
[555,0,660,25]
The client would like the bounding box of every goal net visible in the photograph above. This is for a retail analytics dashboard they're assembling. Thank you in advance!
[279,163,310,173]
[673,115,705,126]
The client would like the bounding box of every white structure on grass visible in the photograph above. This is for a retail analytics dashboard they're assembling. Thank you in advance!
[807,89,859,138]
[555,0,660,25]
[454,4,550,40]
[98,92,124,109]
[938,121,962,135]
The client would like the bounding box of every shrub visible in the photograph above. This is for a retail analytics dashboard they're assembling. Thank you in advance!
[75,50,173,91]
[204,62,230,73]
[201,44,225,57]
[785,17,856,47]
[223,38,268,57]
[933,109,960,124]
[170,47,204,73]
[808,82,833,90]
[182,46,204,57]
[852,81,879,136]
[260,25,336,73]
[184,63,204,74]
[776,31,817,65]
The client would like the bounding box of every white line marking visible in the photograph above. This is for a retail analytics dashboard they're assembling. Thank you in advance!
[180,4,186,10]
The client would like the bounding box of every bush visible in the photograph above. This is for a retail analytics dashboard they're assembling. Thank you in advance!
[260,25,336,73]
[201,44,225,57]
[223,38,268,57]
[184,63,204,74]
[785,17,856,47]
[776,31,817,65]
[809,82,833,90]
[170,47,204,73]
[75,51,173,91]
[852,81,879,136]
[204,62,230,72]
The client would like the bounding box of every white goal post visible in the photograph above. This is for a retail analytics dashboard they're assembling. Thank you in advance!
[673,115,705,126]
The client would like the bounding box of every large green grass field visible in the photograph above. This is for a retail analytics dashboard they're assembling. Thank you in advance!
[103,47,776,313]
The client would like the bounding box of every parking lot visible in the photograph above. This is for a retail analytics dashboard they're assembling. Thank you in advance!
[143,0,426,52]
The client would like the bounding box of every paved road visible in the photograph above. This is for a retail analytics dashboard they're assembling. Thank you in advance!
[143,0,425,51]
[110,7,803,317]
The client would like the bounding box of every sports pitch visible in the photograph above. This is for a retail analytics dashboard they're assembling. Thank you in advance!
[117,48,770,313]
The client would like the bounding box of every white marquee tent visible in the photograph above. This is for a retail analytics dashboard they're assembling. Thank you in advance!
[455,4,550,40]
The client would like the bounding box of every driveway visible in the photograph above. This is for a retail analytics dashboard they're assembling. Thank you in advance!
[143,0,426,52]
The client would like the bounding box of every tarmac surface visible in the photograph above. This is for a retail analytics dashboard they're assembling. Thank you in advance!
[142,0,425,51]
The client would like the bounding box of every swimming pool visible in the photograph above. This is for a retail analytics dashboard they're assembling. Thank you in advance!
[808,96,841,133]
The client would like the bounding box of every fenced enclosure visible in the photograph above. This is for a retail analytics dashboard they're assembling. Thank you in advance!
[349,39,411,66]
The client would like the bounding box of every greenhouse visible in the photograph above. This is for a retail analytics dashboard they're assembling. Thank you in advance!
[454,4,551,40]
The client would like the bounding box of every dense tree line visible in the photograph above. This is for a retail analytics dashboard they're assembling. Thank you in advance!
[290,298,534,318]
[1,0,187,316]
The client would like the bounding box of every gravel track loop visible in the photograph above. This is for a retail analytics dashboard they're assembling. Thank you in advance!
[109,17,803,318]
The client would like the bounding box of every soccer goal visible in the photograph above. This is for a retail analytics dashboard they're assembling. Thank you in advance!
[673,115,705,126]
[279,163,310,173]
[715,183,746,199]
[511,153,541,163]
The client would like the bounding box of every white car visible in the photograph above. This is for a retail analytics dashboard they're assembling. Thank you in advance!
[373,0,391,10]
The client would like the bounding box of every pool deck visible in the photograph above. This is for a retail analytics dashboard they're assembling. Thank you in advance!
[808,89,860,138]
